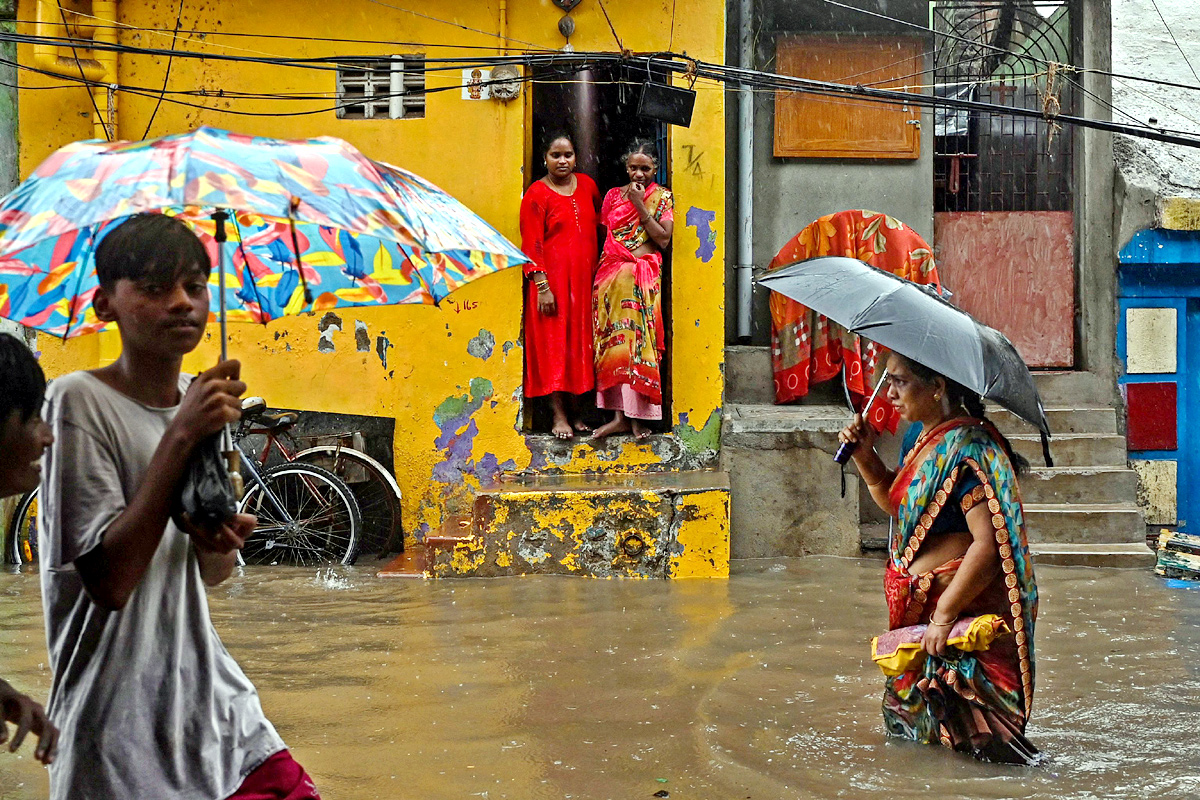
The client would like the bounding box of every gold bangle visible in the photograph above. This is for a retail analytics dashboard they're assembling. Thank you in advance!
[927,618,954,628]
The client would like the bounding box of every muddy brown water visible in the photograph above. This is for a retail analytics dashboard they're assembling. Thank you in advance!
[2,558,1199,799]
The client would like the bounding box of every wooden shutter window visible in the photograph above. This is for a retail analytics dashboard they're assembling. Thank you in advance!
[774,35,924,159]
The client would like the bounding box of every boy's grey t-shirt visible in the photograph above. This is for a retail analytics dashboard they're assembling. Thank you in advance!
[39,371,285,800]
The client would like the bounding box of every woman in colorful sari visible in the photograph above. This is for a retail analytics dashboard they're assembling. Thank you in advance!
[839,352,1039,764]
[520,131,601,438]
[592,140,674,441]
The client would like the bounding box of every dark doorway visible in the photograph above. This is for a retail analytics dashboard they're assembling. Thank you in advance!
[523,61,672,435]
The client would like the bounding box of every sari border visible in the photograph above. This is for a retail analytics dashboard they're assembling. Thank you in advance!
[964,454,1035,720]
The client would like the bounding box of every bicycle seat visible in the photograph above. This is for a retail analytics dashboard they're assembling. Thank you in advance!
[241,396,267,415]
[251,410,299,431]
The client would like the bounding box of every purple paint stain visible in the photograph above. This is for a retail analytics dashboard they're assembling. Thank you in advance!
[432,418,479,482]
[685,206,717,263]
[430,378,514,484]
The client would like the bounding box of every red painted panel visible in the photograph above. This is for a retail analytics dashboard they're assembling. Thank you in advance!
[1126,382,1177,451]
[933,211,1075,367]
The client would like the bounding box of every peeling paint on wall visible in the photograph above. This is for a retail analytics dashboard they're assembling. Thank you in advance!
[355,320,370,352]
[673,409,722,454]
[432,377,516,484]
[502,340,517,358]
[375,334,393,368]
[467,328,496,360]
[317,312,342,353]
[685,206,717,263]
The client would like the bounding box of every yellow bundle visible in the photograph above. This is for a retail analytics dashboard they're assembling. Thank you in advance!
[870,614,1011,677]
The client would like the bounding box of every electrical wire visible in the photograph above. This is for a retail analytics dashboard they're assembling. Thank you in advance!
[361,0,548,51]
[10,24,1200,151]
[806,0,1159,134]
[815,0,1200,94]
[647,55,1200,148]
[55,2,108,140]
[1146,0,1200,84]
[595,0,625,52]
[142,0,185,138]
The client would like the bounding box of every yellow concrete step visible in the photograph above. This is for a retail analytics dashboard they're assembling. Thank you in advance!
[426,473,730,579]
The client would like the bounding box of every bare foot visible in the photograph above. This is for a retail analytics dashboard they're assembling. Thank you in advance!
[572,419,592,434]
[631,420,652,441]
[551,415,573,439]
[591,416,631,439]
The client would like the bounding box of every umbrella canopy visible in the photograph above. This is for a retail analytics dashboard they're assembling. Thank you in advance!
[757,255,1052,453]
[0,126,528,338]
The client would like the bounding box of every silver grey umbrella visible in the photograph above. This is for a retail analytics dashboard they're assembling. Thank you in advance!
[757,255,1052,465]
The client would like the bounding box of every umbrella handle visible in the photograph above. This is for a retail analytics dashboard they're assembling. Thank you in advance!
[834,370,889,466]
[834,440,858,465]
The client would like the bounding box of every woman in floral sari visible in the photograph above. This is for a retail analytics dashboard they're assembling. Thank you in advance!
[591,140,674,440]
[839,352,1039,764]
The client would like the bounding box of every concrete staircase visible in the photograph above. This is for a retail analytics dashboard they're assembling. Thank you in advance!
[723,346,1153,567]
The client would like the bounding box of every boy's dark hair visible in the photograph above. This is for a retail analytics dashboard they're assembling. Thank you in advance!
[0,332,46,424]
[95,214,211,291]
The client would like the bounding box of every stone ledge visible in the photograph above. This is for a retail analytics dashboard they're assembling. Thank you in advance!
[1031,543,1155,568]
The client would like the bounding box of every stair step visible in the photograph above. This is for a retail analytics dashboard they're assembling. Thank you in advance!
[430,472,732,579]
[1030,542,1155,568]
[989,406,1117,435]
[1020,466,1139,504]
[862,525,1155,567]
[478,471,731,495]
[723,403,846,435]
[1023,503,1145,544]
[376,544,428,578]
[1009,433,1128,467]
[1031,371,1114,406]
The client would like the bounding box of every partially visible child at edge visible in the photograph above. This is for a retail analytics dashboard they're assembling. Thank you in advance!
[38,214,320,799]
[0,333,58,765]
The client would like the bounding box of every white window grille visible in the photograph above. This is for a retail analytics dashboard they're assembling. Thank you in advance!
[336,55,425,120]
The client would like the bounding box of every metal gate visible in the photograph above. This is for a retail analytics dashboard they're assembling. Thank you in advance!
[932,0,1075,213]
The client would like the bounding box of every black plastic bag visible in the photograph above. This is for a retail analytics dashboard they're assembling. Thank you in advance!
[179,433,238,529]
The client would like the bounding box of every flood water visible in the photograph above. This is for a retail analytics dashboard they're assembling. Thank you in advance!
[2,558,1199,799]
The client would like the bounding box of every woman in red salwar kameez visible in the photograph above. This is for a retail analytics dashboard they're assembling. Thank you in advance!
[591,140,674,441]
[520,132,601,438]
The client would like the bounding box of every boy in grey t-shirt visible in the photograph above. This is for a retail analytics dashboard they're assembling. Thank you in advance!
[39,215,319,799]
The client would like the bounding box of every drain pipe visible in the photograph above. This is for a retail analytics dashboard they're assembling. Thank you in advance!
[32,0,118,140]
[498,0,508,55]
[736,0,754,341]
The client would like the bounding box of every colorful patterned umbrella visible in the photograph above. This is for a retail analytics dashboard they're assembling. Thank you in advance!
[0,126,528,339]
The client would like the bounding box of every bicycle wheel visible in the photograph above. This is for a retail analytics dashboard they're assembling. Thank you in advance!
[238,462,362,566]
[295,446,404,556]
[6,488,38,566]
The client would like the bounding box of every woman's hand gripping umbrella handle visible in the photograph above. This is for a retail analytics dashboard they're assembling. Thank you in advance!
[834,371,889,465]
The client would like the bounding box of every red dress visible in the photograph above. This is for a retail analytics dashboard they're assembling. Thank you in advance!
[520,173,601,398]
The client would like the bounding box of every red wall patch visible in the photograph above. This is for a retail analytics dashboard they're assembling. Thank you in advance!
[1126,382,1177,451]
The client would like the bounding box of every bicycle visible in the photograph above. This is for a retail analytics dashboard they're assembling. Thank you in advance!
[235,397,405,558]
[5,488,38,566]
[3,451,363,568]
[4,399,391,567]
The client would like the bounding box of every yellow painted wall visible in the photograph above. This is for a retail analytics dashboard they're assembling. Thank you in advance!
[16,1,726,542]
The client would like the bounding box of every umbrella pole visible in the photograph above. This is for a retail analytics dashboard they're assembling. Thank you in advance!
[213,209,229,362]
[834,370,889,465]
[211,209,244,500]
